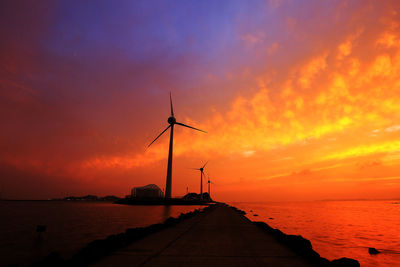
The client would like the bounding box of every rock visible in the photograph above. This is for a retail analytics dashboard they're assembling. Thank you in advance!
[253,221,274,233]
[282,234,312,251]
[368,247,380,255]
[330,257,360,266]
[231,207,246,215]
[279,234,324,263]
[164,217,178,226]
[253,221,358,266]
[31,251,64,267]
[36,225,47,233]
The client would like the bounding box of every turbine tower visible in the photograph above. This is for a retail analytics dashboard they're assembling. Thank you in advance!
[207,174,213,197]
[148,93,206,199]
[191,161,208,199]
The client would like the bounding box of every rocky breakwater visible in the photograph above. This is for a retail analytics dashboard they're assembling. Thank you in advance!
[29,205,214,267]
[230,206,360,267]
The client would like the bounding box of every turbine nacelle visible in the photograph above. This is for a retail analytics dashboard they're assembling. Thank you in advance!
[168,116,176,124]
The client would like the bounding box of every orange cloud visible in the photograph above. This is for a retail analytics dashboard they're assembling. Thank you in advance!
[3,1,400,201]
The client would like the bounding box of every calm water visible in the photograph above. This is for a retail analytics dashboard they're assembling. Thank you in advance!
[231,200,400,267]
[0,201,204,266]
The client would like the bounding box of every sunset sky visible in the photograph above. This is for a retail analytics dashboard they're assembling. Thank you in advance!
[1,0,400,201]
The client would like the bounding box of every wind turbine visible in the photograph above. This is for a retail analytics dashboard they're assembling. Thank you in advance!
[148,93,206,199]
[207,174,214,198]
[191,161,208,199]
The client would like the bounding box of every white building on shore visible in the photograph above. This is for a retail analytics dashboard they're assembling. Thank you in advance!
[131,184,163,198]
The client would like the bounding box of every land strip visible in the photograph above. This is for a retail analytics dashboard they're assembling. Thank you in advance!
[92,204,357,266]
[31,204,359,266]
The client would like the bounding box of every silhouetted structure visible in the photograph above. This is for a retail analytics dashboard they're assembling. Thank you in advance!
[36,225,46,233]
[64,195,98,201]
[182,192,212,202]
[131,184,163,198]
[191,161,208,199]
[207,174,214,198]
[36,225,46,239]
[148,93,206,199]
[55,195,120,201]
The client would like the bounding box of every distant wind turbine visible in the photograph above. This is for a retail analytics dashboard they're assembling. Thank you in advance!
[148,93,206,199]
[207,173,215,198]
[191,161,208,199]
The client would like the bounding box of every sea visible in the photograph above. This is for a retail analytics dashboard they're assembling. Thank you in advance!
[0,201,204,266]
[0,200,399,266]
[230,200,400,267]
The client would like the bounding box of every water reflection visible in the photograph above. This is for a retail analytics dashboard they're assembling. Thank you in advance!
[162,205,172,220]
[232,201,400,267]
[0,201,203,266]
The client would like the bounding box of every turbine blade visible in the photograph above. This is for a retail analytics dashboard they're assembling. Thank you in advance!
[202,161,208,169]
[176,122,207,133]
[170,92,174,117]
[147,125,171,147]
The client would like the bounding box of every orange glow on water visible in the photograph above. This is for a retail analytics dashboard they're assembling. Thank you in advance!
[233,201,400,266]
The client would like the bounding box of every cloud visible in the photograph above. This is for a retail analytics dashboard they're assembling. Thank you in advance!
[2,1,400,200]
[298,54,328,88]
[357,160,383,169]
[324,141,400,161]
[241,33,264,45]
[82,12,400,173]
[242,150,256,157]
[385,125,400,132]
[268,42,279,55]
[268,0,284,9]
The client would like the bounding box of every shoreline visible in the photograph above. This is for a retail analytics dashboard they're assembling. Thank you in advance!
[29,203,359,266]
[29,205,213,266]
[115,197,214,206]
[230,206,359,266]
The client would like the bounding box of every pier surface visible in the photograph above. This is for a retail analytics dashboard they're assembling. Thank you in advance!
[93,204,312,266]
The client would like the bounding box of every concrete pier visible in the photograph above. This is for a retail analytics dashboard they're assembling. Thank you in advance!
[93,204,313,266]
